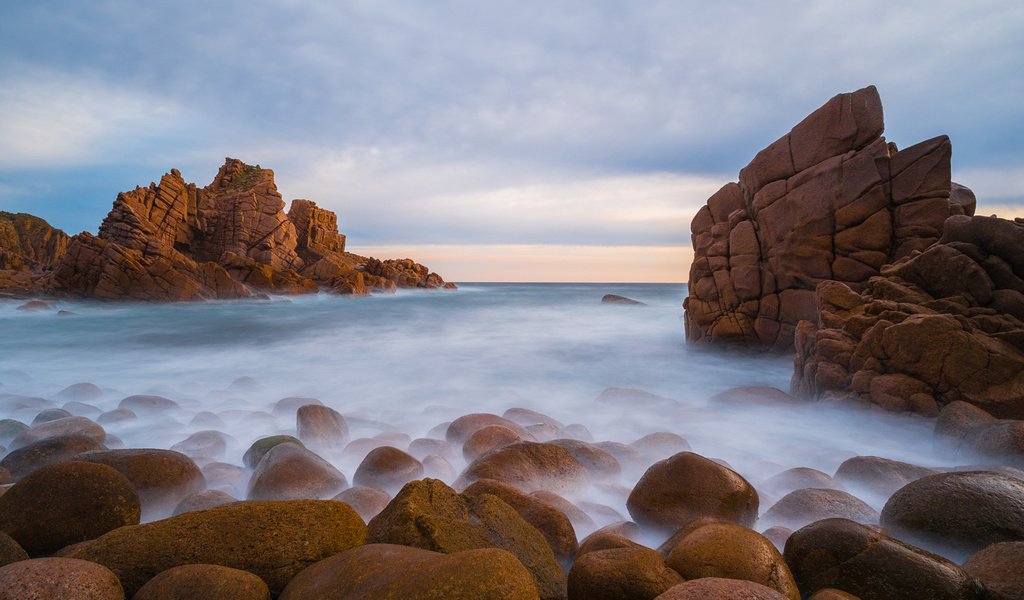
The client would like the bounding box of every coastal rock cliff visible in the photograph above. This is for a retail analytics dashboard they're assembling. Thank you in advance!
[684,86,973,351]
[3,158,453,301]
[0,212,69,272]
[792,215,1024,419]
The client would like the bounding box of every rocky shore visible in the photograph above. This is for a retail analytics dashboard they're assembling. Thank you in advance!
[0,158,454,302]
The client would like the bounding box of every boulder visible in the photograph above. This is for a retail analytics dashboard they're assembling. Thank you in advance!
[880,471,1024,561]
[783,518,984,600]
[246,443,347,501]
[0,531,28,568]
[352,446,424,492]
[64,500,366,597]
[117,395,179,415]
[0,420,28,446]
[758,467,841,497]
[73,449,205,519]
[10,416,105,449]
[446,413,533,445]
[663,522,799,600]
[407,437,458,461]
[172,490,237,516]
[568,546,683,600]
[962,541,1024,600]
[630,432,691,461]
[0,434,106,480]
[833,455,935,500]
[242,435,304,469]
[0,557,123,600]
[55,383,103,402]
[656,578,788,599]
[463,425,524,462]
[0,461,140,554]
[132,564,270,600]
[31,408,72,424]
[685,85,968,352]
[760,488,878,530]
[279,543,539,600]
[627,452,758,532]
[459,441,589,495]
[547,439,621,479]
[169,431,230,460]
[333,486,390,521]
[296,404,349,451]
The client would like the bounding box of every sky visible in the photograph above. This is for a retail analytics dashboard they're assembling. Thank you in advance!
[1,1,1022,282]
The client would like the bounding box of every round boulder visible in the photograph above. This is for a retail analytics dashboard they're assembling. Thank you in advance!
[172,490,236,516]
[446,413,533,445]
[169,431,230,460]
[0,461,140,554]
[880,470,1024,561]
[760,488,878,530]
[242,435,304,469]
[627,452,758,532]
[0,557,123,600]
[353,446,424,492]
[31,408,72,424]
[962,541,1024,600]
[247,443,348,501]
[74,449,205,519]
[296,404,349,452]
[568,546,682,600]
[758,467,841,497]
[333,486,391,521]
[631,432,691,460]
[0,433,106,480]
[0,531,28,568]
[133,563,270,600]
[459,441,589,494]
[10,416,105,449]
[834,455,935,500]
[548,439,622,480]
[279,543,539,600]
[463,425,523,462]
[117,395,179,415]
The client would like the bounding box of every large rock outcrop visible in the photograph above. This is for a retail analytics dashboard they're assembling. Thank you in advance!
[0,158,453,300]
[792,215,1024,418]
[684,86,973,351]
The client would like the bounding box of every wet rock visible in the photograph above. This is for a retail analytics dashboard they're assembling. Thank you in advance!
[463,425,524,462]
[0,434,106,480]
[172,490,236,516]
[98,409,136,425]
[296,404,349,451]
[533,491,598,538]
[761,488,878,530]
[595,441,647,471]
[74,449,205,520]
[0,531,28,568]
[880,470,1024,561]
[31,408,72,424]
[62,401,103,418]
[446,413,533,445]
[627,452,758,532]
[117,395,179,415]
[709,387,802,407]
[422,454,456,480]
[759,467,841,497]
[760,526,792,551]
[190,411,224,428]
[548,439,622,479]
[64,499,366,597]
[783,518,984,600]
[568,546,682,600]
[935,401,997,442]
[201,462,246,490]
[631,432,691,461]
[242,435,304,469]
[656,578,788,599]
[0,557,123,600]
[279,543,539,600]
[833,455,935,499]
[333,486,390,521]
[55,383,103,402]
[663,522,799,600]
[10,416,106,449]
[272,396,321,417]
[169,430,231,460]
[133,563,270,600]
[503,408,566,430]
[353,446,423,492]
[341,437,393,460]
[15,300,52,311]
[0,461,140,554]
[961,420,1024,468]
[464,479,579,565]
[0,420,28,446]
[407,437,458,461]
[962,541,1024,600]
[247,443,347,501]
[601,294,647,306]
[577,530,643,557]
[459,441,589,495]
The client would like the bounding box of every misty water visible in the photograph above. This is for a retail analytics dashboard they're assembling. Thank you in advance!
[0,283,967,538]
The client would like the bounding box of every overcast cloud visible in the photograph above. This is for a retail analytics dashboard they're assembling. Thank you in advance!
[1,1,1022,279]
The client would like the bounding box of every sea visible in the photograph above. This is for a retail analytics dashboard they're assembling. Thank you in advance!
[0,283,960,518]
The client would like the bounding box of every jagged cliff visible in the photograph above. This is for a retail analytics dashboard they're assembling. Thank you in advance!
[0,158,454,301]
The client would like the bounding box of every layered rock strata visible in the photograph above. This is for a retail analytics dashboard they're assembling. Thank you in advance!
[684,86,973,351]
[0,158,453,300]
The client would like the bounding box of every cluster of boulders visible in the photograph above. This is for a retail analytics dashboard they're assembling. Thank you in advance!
[0,158,454,301]
[684,86,1024,423]
[2,383,1023,599]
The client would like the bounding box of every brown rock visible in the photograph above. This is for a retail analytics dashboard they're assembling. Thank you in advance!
[627,452,758,532]
[132,564,270,600]
[504,408,566,430]
[0,461,140,554]
[10,416,105,449]
[64,499,366,597]
[446,413,534,445]
[880,471,1024,561]
[97,409,136,425]
[833,455,935,499]
[247,443,347,501]
[786,518,985,599]
[630,432,691,460]
[761,526,792,551]
[353,446,423,492]
[0,467,10,485]
[961,420,1024,468]
[601,294,646,306]
[0,434,106,480]
[962,541,1024,600]
[459,441,589,494]
[0,419,28,446]
[533,490,598,538]
[333,486,390,521]
[242,435,304,469]
[568,546,682,600]
[422,454,456,480]
[117,395,178,415]
[759,467,841,497]
[0,531,28,568]
[808,591,861,600]
[0,211,69,271]
[201,462,246,490]
[578,530,644,557]
[296,404,349,451]
[0,557,123,600]
[407,437,458,461]
[548,439,622,479]
[55,383,103,402]
[172,490,236,516]
[169,430,230,460]
[463,479,579,565]
[936,399,996,443]
[663,522,799,600]
[73,449,205,520]
[656,578,788,599]
[31,408,72,424]
[760,488,878,530]
[463,425,524,462]
[279,543,538,600]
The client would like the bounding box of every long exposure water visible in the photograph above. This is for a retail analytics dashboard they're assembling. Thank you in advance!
[0,283,967,534]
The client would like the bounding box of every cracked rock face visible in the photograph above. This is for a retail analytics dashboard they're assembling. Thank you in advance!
[684,86,973,351]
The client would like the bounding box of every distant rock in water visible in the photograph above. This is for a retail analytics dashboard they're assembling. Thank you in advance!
[0,158,454,301]
[601,294,646,306]
[684,86,973,351]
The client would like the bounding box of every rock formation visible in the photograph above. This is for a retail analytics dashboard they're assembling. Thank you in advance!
[0,158,453,300]
[792,215,1024,419]
[684,86,973,351]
